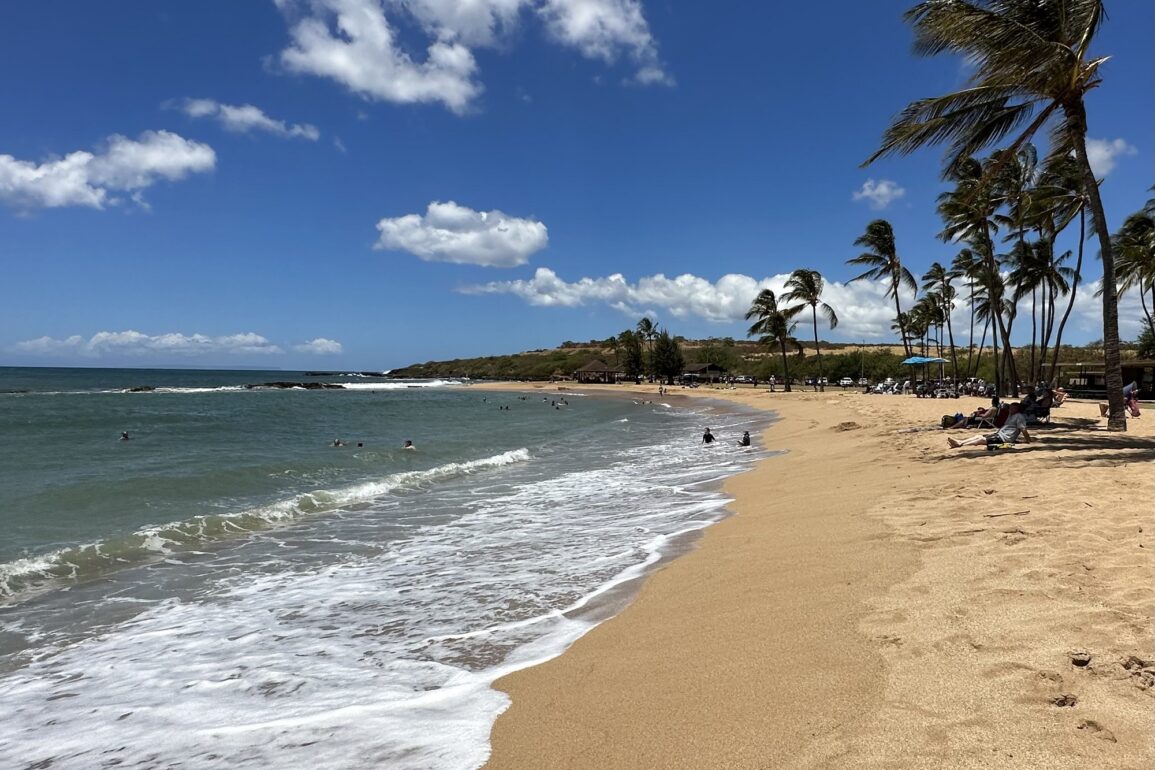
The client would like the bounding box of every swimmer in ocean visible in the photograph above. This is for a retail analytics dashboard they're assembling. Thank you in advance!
[738,431,751,447]
[120,431,130,441]
[403,440,415,450]
[702,428,716,444]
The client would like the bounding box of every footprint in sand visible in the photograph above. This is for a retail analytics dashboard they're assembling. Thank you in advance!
[1077,720,1117,742]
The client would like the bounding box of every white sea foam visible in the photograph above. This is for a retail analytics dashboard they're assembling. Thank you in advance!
[339,379,464,391]
[0,449,532,602]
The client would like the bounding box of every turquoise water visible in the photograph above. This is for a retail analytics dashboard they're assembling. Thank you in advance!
[0,367,771,769]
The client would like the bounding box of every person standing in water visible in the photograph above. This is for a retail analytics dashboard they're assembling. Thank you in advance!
[738,431,750,447]
[702,428,716,444]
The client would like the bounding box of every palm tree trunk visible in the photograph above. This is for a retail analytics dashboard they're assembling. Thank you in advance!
[945,302,958,385]
[1049,208,1085,384]
[966,278,976,377]
[991,318,999,395]
[974,317,989,382]
[812,305,824,392]
[1029,288,1038,385]
[1139,285,1155,337]
[892,277,910,358]
[779,339,792,392]
[1000,304,1019,397]
[1069,106,1125,430]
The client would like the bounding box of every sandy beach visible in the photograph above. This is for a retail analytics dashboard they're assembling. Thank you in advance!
[476,382,1154,769]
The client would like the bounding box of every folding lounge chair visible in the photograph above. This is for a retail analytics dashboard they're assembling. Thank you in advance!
[976,404,1010,430]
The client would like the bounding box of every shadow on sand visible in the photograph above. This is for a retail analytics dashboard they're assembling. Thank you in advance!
[931,416,1155,465]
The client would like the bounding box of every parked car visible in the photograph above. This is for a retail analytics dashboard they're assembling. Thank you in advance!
[857,377,869,386]
[838,377,854,387]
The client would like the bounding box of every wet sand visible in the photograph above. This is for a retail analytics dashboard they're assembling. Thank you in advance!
[474,383,1154,769]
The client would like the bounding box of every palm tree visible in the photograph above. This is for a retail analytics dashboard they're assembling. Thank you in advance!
[923,262,960,382]
[951,247,983,376]
[937,155,1016,394]
[781,269,839,391]
[745,289,801,392]
[636,317,657,380]
[1114,206,1155,338]
[848,220,916,357]
[1035,155,1090,382]
[865,0,1126,429]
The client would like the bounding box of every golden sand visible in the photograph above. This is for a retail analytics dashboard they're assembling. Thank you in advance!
[473,383,1154,769]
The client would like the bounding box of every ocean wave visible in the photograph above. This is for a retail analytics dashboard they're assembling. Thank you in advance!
[338,380,465,390]
[0,448,530,603]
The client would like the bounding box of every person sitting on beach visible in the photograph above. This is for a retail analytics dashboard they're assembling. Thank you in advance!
[945,398,999,429]
[1100,381,1141,418]
[402,439,416,450]
[702,428,716,444]
[738,431,751,447]
[946,403,1032,450]
[1052,386,1068,406]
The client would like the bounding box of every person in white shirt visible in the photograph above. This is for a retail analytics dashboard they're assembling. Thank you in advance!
[946,403,1032,449]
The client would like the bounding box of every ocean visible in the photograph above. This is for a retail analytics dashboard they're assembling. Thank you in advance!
[0,367,771,769]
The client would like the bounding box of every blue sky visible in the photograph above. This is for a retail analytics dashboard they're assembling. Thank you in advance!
[2,1,1152,370]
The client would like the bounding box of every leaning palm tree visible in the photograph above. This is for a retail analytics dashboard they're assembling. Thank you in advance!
[745,289,801,392]
[923,262,960,382]
[849,220,916,357]
[865,0,1126,429]
[781,269,839,391]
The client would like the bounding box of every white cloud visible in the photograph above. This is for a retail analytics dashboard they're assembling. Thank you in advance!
[272,0,670,113]
[176,98,320,140]
[537,0,673,86]
[294,337,344,354]
[1085,137,1137,177]
[462,266,1137,346]
[275,0,483,114]
[852,178,905,210]
[463,267,916,338]
[375,201,548,267]
[0,131,215,210]
[13,331,283,357]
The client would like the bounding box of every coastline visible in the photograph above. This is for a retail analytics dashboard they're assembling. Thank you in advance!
[473,382,1154,769]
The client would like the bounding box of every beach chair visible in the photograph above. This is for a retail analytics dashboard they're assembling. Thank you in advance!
[976,404,1009,430]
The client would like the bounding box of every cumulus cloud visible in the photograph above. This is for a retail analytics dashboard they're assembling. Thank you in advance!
[275,0,483,113]
[294,337,344,354]
[852,178,905,210]
[375,201,548,267]
[0,131,215,210]
[1085,137,1137,177]
[463,268,901,335]
[463,266,1133,345]
[175,98,320,140]
[13,331,285,357]
[272,0,670,113]
[537,0,673,86]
